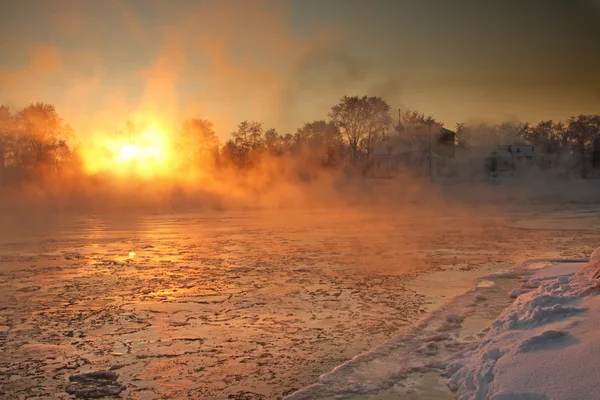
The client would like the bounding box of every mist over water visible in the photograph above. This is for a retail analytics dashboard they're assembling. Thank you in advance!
[1,171,598,398]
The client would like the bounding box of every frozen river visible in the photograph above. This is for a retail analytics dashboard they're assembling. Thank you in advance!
[0,205,598,399]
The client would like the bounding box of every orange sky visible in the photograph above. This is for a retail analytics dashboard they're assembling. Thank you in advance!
[1,0,600,140]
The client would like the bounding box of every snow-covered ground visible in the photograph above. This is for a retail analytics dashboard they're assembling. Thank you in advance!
[447,249,600,400]
[284,270,518,399]
[286,251,600,400]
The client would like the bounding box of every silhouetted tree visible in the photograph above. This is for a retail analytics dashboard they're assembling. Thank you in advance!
[594,135,600,168]
[394,109,443,147]
[6,94,600,187]
[227,121,264,167]
[455,122,467,147]
[295,120,344,166]
[400,109,426,129]
[0,106,13,178]
[180,118,220,166]
[566,115,600,178]
[328,96,392,164]
[15,102,70,174]
[454,121,531,148]
[527,120,566,154]
[423,114,441,148]
[496,122,529,145]
[263,128,283,156]
[280,133,297,154]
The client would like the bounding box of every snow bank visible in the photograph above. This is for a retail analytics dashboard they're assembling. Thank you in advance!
[284,254,598,400]
[575,247,600,281]
[284,272,518,399]
[447,250,600,400]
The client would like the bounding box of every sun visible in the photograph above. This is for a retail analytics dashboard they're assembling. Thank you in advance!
[80,122,176,178]
[119,144,139,162]
[115,127,168,166]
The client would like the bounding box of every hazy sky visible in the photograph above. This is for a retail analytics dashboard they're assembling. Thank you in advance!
[1,0,600,139]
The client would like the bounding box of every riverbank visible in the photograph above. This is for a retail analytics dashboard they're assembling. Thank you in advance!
[448,250,600,399]
[286,251,599,400]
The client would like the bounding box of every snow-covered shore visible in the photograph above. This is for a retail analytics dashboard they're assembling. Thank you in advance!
[284,267,523,399]
[447,248,600,400]
[285,250,600,400]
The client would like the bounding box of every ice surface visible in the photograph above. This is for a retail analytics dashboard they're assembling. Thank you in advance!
[285,269,522,399]
[1,208,598,399]
[445,313,464,324]
[530,262,582,280]
[447,252,600,400]
[509,288,531,298]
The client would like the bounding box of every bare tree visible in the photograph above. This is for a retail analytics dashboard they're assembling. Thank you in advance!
[280,133,297,154]
[527,120,567,154]
[15,103,66,172]
[228,121,264,167]
[395,109,444,147]
[497,122,529,145]
[263,128,283,156]
[455,122,466,147]
[328,95,391,164]
[295,120,343,166]
[457,122,529,148]
[0,106,13,178]
[180,118,220,165]
[566,115,600,178]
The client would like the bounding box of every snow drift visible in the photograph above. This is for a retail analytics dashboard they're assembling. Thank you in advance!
[446,248,600,400]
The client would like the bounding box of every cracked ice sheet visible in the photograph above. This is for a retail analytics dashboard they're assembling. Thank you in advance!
[0,208,598,399]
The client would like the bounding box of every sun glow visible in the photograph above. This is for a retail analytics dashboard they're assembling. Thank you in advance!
[81,121,176,179]
[119,144,139,162]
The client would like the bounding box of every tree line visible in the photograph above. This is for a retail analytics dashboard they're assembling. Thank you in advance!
[1,96,600,185]
[0,103,76,184]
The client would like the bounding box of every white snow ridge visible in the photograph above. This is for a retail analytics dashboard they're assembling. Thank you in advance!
[446,248,600,400]
[285,250,600,400]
